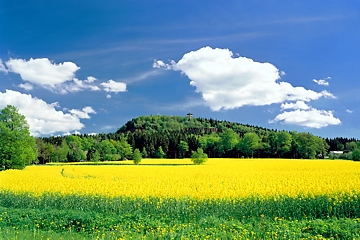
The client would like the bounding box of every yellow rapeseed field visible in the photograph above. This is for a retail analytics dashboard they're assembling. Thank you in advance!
[1,159,360,199]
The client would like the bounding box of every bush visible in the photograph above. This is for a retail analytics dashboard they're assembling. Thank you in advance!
[191,148,208,165]
[156,146,165,158]
[133,149,142,165]
[352,149,360,161]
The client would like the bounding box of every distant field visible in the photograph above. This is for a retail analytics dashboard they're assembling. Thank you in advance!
[1,159,360,239]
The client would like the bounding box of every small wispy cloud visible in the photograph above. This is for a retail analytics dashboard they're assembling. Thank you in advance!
[121,70,162,84]
[250,15,344,27]
[313,77,331,86]
[346,109,353,113]
[0,59,8,73]
[18,83,34,91]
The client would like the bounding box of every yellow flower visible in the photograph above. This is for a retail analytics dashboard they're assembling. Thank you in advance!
[0,159,359,199]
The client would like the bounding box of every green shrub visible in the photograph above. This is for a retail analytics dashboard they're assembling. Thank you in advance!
[352,149,360,161]
[133,149,142,165]
[191,148,208,165]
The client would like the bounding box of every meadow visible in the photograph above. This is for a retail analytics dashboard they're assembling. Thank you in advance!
[1,159,360,239]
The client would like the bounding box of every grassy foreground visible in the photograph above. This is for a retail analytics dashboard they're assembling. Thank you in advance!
[1,193,360,239]
[1,159,360,239]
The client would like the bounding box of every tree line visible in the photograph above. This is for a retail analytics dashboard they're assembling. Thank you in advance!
[1,106,360,170]
[39,115,360,162]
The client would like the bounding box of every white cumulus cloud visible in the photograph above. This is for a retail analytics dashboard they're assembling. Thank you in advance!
[100,80,127,93]
[18,83,34,91]
[281,101,310,110]
[0,90,95,136]
[6,58,80,87]
[3,58,128,96]
[155,46,334,111]
[85,76,97,83]
[270,108,341,128]
[4,58,103,94]
[69,106,96,119]
[153,60,176,70]
[62,77,101,93]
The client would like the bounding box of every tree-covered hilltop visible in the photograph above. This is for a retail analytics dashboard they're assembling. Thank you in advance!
[116,115,327,159]
[117,115,269,136]
[24,114,360,166]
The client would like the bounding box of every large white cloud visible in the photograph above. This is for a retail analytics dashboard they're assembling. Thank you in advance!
[6,58,80,86]
[2,58,127,95]
[270,108,341,128]
[154,46,334,111]
[0,90,96,136]
[4,58,104,93]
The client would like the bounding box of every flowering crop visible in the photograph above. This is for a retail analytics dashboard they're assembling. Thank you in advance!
[1,159,360,199]
[2,159,360,238]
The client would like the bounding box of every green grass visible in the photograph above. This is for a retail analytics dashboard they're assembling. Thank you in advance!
[0,227,90,240]
[1,191,360,220]
[1,191,360,238]
[1,209,360,239]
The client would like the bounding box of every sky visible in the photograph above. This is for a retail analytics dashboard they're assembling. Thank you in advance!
[0,1,359,138]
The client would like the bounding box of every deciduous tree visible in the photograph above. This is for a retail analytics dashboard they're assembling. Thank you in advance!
[178,140,189,158]
[238,132,260,158]
[276,131,292,157]
[0,105,37,170]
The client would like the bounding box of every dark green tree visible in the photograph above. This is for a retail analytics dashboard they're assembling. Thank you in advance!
[111,138,133,160]
[199,133,221,157]
[216,129,239,156]
[292,132,323,159]
[346,142,357,151]
[87,144,100,163]
[36,138,55,164]
[141,147,148,158]
[51,141,70,162]
[156,146,165,158]
[352,149,360,161]
[81,137,95,151]
[65,135,86,162]
[178,140,189,158]
[0,105,37,170]
[276,131,292,157]
[99,140,118,161]
[238,132,260,158]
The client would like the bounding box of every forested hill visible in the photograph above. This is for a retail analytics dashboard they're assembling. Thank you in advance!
[38,115,358,163]
[117,115,271,136]
[115,115,357,159]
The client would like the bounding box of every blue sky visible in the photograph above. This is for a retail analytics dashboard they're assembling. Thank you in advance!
[0,1,359,138]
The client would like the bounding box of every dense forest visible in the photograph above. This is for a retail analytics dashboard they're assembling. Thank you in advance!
[36,115,360,163]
